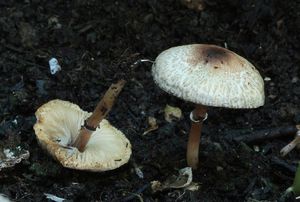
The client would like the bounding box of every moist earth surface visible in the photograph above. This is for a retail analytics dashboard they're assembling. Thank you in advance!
[0,0,300,201]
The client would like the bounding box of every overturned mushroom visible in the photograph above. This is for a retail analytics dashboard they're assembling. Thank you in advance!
[152,44,265,169]
[34,98,131,171]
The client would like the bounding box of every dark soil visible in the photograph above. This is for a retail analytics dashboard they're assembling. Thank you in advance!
[1,0,300,201]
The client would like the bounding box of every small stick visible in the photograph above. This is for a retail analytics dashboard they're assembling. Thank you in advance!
[281,130,300,156]
[271,156,297,173]
[226,125,299,144]
[73,79,126,152]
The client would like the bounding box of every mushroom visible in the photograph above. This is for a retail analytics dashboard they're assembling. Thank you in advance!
[34,99,131,171]
[152,44,265,169]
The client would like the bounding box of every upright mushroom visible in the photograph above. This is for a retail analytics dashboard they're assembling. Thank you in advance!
[152,44,265,169]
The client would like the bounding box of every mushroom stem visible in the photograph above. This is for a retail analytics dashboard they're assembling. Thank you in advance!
[187,104,207,169]
[73,79,126,152]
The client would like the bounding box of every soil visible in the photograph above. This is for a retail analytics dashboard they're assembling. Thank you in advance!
[1,0,300,201]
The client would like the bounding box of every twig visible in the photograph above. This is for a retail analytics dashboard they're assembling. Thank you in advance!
[280,131,300,156]
[271,156,296,174]
[225,125,299,144]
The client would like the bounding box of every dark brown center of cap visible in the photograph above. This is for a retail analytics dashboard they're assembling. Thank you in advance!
[188,45,233,67]
[202,46,228,61]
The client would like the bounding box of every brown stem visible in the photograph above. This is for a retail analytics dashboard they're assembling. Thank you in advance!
[187,104,207,169]
[73,79,126,152]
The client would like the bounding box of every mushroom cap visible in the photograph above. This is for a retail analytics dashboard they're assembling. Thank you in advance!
[33,99,131,172]
[152,44,265,108]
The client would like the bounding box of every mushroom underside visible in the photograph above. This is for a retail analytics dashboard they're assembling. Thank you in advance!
[34,100,131,171]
